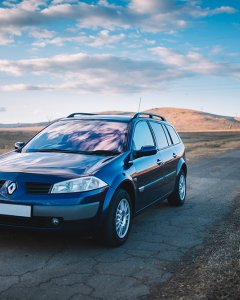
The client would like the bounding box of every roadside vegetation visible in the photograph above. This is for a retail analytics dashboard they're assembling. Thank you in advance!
[180,131,240,161]
[0,130,35,154]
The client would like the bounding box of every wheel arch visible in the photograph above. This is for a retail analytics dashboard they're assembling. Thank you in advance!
[177,158,187,176]
[100,179,137,227]
[117,180,136,216]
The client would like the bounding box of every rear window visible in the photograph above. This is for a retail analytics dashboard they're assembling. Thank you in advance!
[166,125,180,145]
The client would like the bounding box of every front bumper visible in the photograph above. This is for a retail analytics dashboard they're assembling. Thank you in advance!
[0,186,114,233]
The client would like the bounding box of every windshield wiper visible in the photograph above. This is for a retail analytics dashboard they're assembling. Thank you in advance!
[28,149,84,154]
[86,150,121,156]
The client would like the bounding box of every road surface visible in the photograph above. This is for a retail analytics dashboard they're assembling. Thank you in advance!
[0,149,239,300]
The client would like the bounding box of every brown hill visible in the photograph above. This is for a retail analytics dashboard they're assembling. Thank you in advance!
[146,108,240,131]
[0,108,239,132]
[101,108,240,131]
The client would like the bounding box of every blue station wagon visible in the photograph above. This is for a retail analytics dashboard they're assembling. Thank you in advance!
[0,112,187,246]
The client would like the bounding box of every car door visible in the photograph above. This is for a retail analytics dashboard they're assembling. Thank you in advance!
[149,121,177,196]
[162,124,180,191]
[131,121,165,211]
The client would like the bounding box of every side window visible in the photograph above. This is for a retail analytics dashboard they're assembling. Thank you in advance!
[162,125,172,145]
[133,121,154,151]
[150,122,169,149]
[166,125,180,145]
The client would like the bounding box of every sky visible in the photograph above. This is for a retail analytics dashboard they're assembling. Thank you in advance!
[0,0,239,123]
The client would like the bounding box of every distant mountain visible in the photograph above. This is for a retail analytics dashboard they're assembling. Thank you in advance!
[0,108,239,131]
[0,122,48,129]
[101,107,240,131]
[146,108,240,131]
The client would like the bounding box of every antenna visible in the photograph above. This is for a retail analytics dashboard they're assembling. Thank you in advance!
[137,98,142,112]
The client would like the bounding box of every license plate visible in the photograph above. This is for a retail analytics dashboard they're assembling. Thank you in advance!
[0,203,31,218]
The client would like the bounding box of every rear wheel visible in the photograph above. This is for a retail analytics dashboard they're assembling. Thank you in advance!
[168,170,186,206]
[103,189,132,247]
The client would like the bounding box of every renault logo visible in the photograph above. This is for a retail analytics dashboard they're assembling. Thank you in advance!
[7,182,17,195]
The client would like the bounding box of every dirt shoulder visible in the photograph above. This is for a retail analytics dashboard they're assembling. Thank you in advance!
[149,193,240,300]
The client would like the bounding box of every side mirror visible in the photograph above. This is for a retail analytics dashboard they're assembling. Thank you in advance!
[135,145,157,159]
[15,142,25,151]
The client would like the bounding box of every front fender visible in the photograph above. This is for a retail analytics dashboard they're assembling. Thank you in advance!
[100,173,137,223]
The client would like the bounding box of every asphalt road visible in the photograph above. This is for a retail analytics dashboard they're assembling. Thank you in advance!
[0,149,239,300]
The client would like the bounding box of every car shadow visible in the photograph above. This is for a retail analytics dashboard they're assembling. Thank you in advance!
[0,199,175,251]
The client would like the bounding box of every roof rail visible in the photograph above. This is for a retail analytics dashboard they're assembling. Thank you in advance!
[132,112,166,121]
[67,112,96,118]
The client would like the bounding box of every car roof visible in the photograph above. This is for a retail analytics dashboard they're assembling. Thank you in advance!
[61,114,133,122]
[60,112,168,123]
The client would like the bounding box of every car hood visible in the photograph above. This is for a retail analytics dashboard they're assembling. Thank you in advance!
[0,151,113,179]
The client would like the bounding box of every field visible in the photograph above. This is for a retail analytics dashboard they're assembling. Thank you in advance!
[0,129,239,161]
[0,130,38,154]
[180,131,240,160]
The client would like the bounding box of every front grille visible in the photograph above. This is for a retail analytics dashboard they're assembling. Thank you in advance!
[25,182,52,194]
[0,180,6,189]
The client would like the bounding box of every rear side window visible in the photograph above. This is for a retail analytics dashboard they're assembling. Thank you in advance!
[166,125,180,145]
[162,125,172,145]
[133,121,154,150]
[150,122,169,149]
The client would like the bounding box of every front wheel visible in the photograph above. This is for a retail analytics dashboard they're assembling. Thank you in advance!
[168,170,186,206]
[102,189,132,247]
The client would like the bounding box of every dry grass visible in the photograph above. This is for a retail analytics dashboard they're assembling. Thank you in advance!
[0,130,239,158]
[150,194,240,300]
[179,131,240,161]
[0,131,36,154]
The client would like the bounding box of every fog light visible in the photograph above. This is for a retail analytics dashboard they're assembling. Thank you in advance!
[52,218,60,226]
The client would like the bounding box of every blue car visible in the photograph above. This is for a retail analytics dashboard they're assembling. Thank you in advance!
[0,112,187,246]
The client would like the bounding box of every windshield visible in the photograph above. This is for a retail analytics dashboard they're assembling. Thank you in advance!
[23,120,128,154]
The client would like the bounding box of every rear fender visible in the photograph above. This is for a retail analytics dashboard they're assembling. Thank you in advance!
[177,158,187,177]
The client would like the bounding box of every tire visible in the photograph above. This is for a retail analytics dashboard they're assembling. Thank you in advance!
[102,189,132,247]
[168,170,186,206]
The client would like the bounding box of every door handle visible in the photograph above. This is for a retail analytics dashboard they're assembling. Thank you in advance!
[157,159,162,165]
[173,153,177,158]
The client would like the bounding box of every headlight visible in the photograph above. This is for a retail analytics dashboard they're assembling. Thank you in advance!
[51,176,107,194]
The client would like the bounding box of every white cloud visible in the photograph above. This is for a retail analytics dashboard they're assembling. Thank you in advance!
[0,33,13,45]
[151,47,186,66]
[32,35,88,47]
[31,30,125,48]
[17,0,48,12]
[89,30,125,47]
[129,0,176,14]
[0,50,239,93]
[0,0,237,45]
[210,46,223,55]
[151,47,220,74]
[212,6,237,14]
[30,28,56,39]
